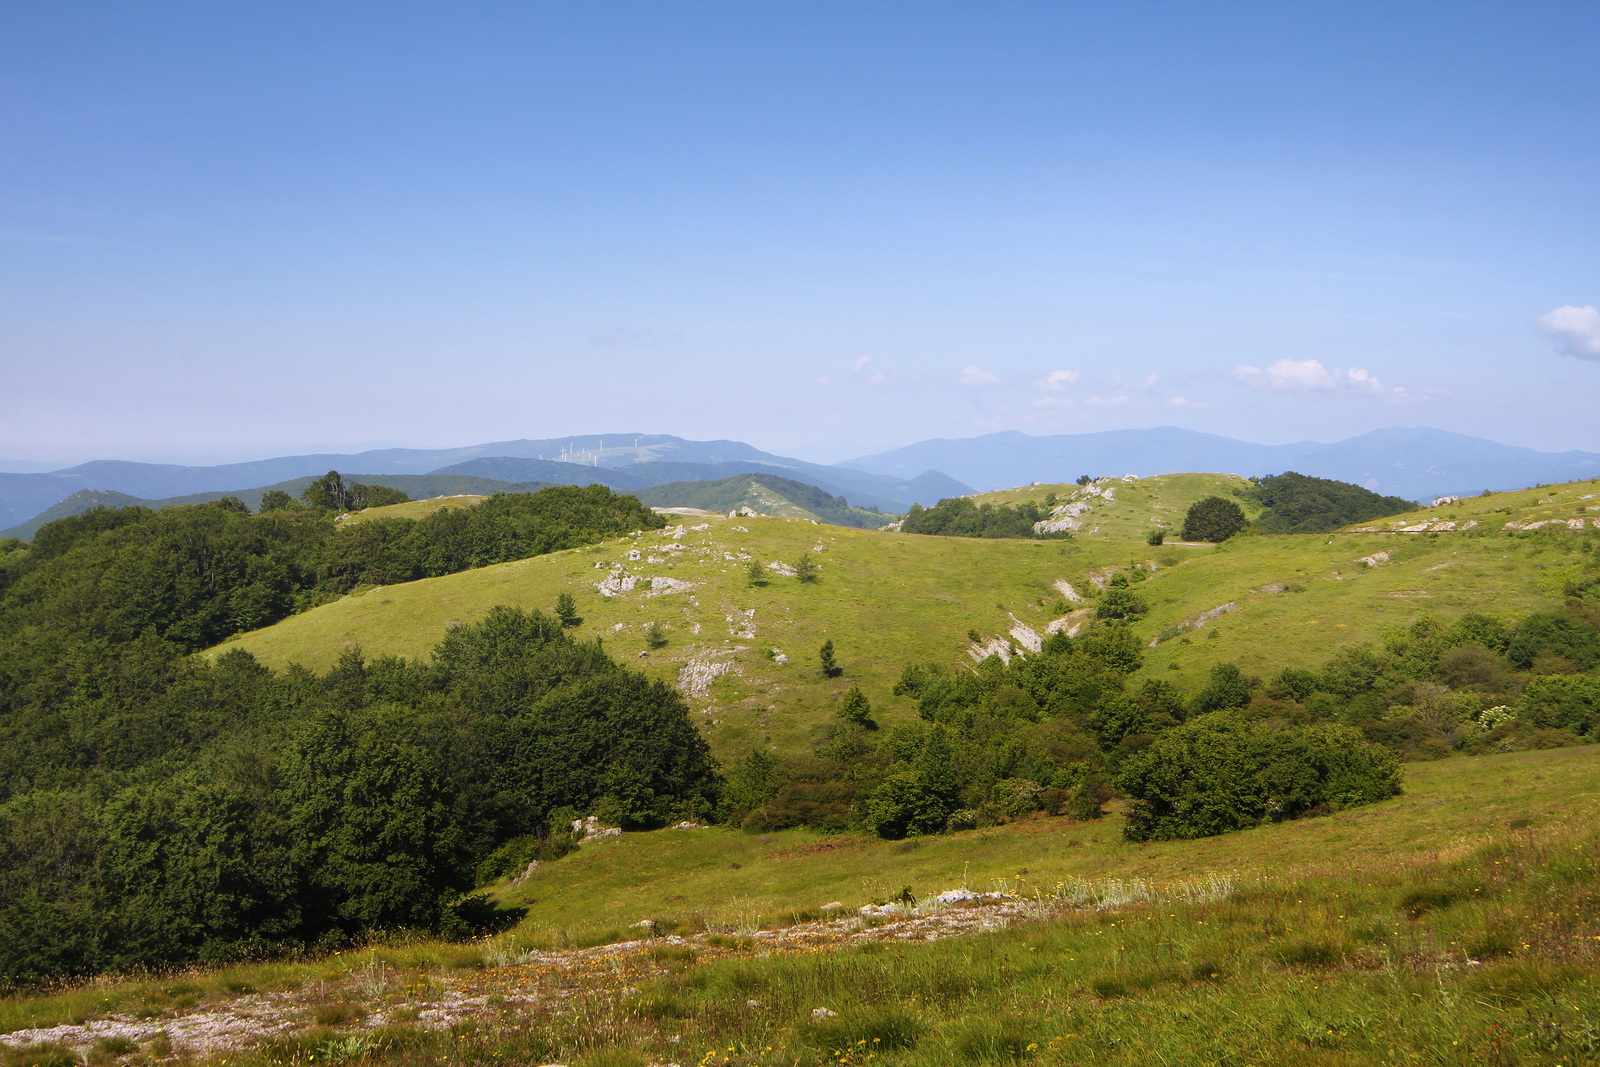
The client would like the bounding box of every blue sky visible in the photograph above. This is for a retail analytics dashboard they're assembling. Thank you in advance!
[2,1,1597,467]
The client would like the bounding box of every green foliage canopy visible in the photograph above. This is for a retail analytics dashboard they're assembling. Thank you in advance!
[901,497,1068,539]
[1250,472,1415,534]
[1118,715,1401,840]
[1181,496,1247,542]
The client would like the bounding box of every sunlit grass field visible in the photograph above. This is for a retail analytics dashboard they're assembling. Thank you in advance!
[217,475,1598,758]
[4,745,1597,1066]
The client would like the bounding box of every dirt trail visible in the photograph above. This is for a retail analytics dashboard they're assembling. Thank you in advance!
[0,899,1034,1059]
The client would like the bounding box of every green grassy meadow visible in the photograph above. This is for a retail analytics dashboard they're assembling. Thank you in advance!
[490,744,1600,947]
[216,475,1600,756]
[4,745,1597,1066]
[339,495,489,523]
[218,514,1104,755]
[971,472,1264,539]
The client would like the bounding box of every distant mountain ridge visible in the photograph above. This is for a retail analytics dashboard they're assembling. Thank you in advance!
[843,426,1600,502]
[0,433,967,533]
[5,426,1599,538]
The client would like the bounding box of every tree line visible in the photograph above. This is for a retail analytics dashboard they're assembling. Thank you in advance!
[0,481,663,650]
[900,496,1070,539]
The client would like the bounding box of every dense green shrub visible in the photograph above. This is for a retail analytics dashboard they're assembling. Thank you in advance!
[1181,496,1247,542]
[1118,714,1401,840]
[1518,674,1600,736]
[1506,612,1600,671]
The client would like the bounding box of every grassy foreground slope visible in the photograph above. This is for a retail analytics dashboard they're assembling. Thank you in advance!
[3,745,1596,1066]
[490,744,1600,945]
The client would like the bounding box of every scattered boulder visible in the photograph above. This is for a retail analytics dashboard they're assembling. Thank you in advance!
[571,815,622,841]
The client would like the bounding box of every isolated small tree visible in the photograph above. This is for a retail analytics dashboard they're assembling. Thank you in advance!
[745,558,766,587]
[1182,496,1247,543]
[819,639,841,678]
[837,685,875,728]
[1096,587,1148,620]
[644,622,668,649]
[1076,474,1092,486]
[795,551,819,583]
[555,592,580,628]
[1146,528,1165,546]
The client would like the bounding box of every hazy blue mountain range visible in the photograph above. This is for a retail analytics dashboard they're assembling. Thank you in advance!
[4,426,1599,538]
[843,427,1600,502]
[0,434,967,534]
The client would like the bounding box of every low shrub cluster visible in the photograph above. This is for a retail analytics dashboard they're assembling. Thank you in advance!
[901,497,1069,539]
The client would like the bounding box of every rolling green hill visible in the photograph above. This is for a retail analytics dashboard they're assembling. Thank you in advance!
[215,473,1599,759]
[217,513,1094,756]
[971,472,1263,540]
[339,494,490,524]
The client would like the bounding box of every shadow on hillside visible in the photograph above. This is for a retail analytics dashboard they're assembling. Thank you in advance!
[450,895,528,939]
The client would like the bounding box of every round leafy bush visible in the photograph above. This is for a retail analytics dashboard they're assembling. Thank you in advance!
[1181,496,1247,542]
[1117,713,1400,840]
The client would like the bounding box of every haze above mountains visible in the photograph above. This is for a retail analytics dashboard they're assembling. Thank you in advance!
[5,426,1600,540]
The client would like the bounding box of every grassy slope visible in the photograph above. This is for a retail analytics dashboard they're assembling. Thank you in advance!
[216,474,1600,752]
[971,472,1263,538]
[972,474,1599,687]
[492,744,1600,947]
[4,745,1596,1067]
[218,514,1105,756]
[339,495,489,524]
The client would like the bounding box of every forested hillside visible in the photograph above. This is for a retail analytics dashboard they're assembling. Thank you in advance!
[1248,470,1416,533]
[0,484,713,985]
[0,609,717,984]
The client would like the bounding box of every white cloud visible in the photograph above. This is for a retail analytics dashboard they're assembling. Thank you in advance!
[852,356,873,373]
[1084,394,1129,408]
[1231,358,1338,391]
[1230,358,1423,402]
[958,365,1001,386]
[868,372,889,385]
[1165,396,1204,408]
[1535,304,1600,361]
[1035,369,1080,390]
[1031,395,1075,408]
